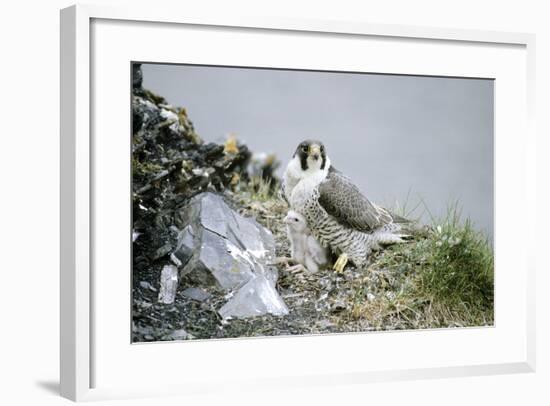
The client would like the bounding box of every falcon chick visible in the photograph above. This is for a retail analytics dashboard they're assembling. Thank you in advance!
[284,210,329,273]
[283,140,409,272]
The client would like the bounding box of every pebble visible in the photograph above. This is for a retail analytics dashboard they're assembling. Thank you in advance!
[182,287,211,302]
[140,281,157,292]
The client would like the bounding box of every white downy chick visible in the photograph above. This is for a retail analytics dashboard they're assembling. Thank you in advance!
[284,210,329,273]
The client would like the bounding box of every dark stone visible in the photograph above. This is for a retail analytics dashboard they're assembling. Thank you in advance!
[132,105,143,134]
[132,63,143,89]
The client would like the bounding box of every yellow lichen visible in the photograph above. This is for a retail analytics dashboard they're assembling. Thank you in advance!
[224,134,239,154]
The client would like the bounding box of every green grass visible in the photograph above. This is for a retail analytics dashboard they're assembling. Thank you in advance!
[350,203,494,329]
[415,206,493,312]
[238,175,278,202]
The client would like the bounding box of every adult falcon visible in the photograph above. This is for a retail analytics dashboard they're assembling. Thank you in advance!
[283,140,409,272]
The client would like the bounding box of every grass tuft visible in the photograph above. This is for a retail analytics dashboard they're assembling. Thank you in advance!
[368,202,494,327]
[238,175,277,202]
[416,204,493,312]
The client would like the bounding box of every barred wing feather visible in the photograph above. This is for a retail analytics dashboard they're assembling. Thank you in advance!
[318,167,393,232]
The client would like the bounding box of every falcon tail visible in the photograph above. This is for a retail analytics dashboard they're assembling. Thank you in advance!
[372,217,430,246]
[371,227,409,245]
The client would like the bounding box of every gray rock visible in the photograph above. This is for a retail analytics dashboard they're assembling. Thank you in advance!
[153,243,172,260]
[163,329,192,340]
[158,265,178,304]
[182,287,211,302]
[139,281,157,292]
[190,229,255,289]
[171,224,196,267]
[219,274,289,319]
[171,192,287,318]
[136,300,153,309]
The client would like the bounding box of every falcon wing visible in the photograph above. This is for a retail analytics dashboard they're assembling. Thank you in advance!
[318,167,393,232]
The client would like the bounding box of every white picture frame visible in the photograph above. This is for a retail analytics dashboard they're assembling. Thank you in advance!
[60,3,536,402]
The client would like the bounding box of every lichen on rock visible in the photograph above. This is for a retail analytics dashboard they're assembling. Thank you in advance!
[131,63,286,341]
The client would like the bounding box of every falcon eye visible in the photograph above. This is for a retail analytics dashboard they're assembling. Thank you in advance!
[301,145,308,152]
[320,146,325,152]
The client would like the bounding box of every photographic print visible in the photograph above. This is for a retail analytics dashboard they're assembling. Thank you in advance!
[131,63,494,343]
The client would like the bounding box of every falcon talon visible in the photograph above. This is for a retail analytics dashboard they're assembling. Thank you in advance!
[333,253,349,274]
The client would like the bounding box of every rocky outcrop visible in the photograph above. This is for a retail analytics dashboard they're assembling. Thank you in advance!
[132,62,252,279]
[131,63,285,334]
[166,192,288,318]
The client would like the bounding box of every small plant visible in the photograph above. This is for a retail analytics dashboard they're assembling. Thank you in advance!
[132,158,164,177]
[414,204,494,316]
[240,175,277,202]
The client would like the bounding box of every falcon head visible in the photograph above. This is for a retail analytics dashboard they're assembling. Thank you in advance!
[293,140,328,172]
[284,210,307,232]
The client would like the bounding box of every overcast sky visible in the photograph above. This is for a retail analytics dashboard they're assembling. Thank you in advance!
[142,64,494,238]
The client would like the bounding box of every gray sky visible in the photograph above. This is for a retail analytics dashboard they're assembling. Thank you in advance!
[142,64,494,238]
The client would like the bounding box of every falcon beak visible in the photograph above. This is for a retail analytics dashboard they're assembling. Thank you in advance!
[310,145,321,161]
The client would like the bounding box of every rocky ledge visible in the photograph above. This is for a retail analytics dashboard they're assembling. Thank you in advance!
[132,63,288,341]
[131,64,494,342]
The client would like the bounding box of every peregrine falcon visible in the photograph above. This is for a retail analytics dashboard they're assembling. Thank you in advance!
[283,140,409,272]
[284,210,329,273]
